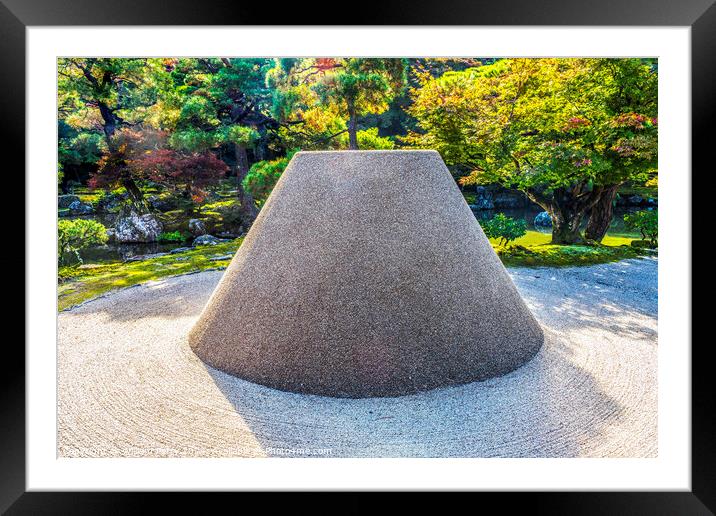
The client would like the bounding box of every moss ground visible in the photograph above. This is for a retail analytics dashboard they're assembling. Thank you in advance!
[58,232,650,311]
[495,243,646,268]
[488,231,645,267]
[58,239,243,311]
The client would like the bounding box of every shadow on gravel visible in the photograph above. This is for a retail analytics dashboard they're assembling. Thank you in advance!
[205,328,626,458]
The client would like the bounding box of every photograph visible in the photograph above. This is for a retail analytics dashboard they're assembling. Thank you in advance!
[56,56,659,459]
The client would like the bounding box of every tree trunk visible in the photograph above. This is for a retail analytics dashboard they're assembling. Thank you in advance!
[584,184,621,242]
[99,101,147,212]
[550,209,587,244]
[235,143,258,225]
[526,183,603,245]
[99,103,117,142]
[121,177,146,211]
[347,101,358,150]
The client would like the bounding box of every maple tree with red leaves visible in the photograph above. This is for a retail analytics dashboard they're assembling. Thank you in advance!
[90,128,228,207]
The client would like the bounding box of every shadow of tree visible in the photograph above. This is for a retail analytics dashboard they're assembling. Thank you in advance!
[509,257,657,341]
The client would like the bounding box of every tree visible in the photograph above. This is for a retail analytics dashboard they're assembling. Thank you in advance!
[58,58,163,209]
[167,58,276,224]
[89,128,228,207]
[58,120,105,190]
[582,59,658,241]
[408,58,657,244]
[268,58,407,149]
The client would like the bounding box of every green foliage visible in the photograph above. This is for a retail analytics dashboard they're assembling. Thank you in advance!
[59,131,106,166]
[58,219,108,265]
[158,230,185,243]
[168,129,218,153]
[408,58,658,244]
[168,58,272,154]
[624,210,658,247]
[312,58,406,116]
[222,126,260,147]
[58,58,152,119]
[242,150,298,205]
[480,213,527,247]
[409,58,658,191]
[337,128,395,150]
[268,58,407,148]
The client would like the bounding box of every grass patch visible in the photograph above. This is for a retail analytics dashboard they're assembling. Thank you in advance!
[489,230,635,248]
[57,238,243,311]
[199,199,238,213]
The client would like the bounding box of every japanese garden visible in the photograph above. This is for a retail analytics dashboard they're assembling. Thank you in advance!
[57,57,659,458]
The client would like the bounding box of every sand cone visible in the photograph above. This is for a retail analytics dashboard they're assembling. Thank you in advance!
[189,150,543,397]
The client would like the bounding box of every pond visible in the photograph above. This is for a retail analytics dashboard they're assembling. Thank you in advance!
[64,212,192,264]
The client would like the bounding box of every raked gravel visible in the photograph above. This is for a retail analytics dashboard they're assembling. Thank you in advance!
[58,257,657,458]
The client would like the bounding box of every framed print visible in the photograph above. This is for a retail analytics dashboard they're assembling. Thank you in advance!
[4,0,712,511]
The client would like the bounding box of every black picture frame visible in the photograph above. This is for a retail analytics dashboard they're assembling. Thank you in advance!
[4,0,711,512]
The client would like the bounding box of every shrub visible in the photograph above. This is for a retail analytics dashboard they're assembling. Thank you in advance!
[338,128,395,150]
[624,209,658,247]
[158,231,185,243]
[58,219,108,264]
[243,150,299,206]
[481,213,527,247]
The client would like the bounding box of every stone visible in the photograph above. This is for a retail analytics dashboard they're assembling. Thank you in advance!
[169,247,192,254]
[96,193,126,214]
[493,190,527,209]
[147,195,176,212]
[472,186,494,210]
[58,194,80,209]
[217,231,242,239]
[113,212,163,243]
[192,234,221,247]
[188,218,208,237]
[534,211,552,227]
[628,195,644,206]
[188,150,543,398]
[68,200,94,215]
